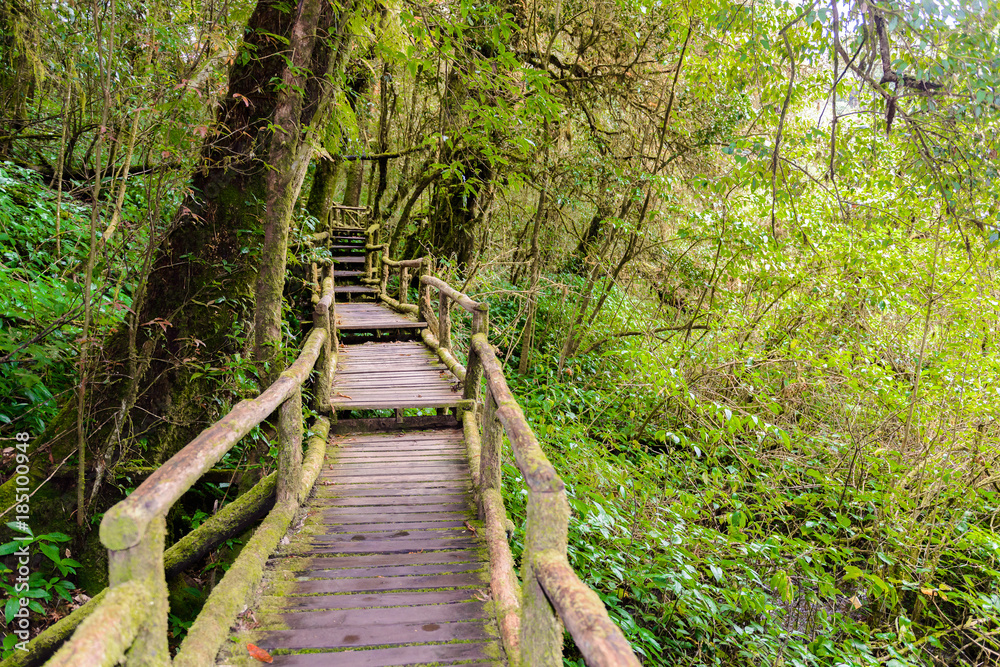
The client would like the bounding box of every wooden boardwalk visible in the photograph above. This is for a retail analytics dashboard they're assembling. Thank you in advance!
[231,300,503,666]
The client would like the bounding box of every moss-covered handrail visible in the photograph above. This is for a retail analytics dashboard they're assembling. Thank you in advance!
[99,327,326,551]
[471,333,640,666]
[385,263,640,666]
[46,269,339,667]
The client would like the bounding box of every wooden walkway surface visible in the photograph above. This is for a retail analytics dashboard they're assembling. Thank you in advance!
[335,303,428,331]
[331,341,462,411]
[230,302,504,666]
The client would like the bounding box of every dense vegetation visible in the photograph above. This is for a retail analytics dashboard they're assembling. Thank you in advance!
[1,0,998,663]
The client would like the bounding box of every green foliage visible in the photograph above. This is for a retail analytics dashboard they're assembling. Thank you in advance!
[479,258,1000,665]
[0,521,79,658]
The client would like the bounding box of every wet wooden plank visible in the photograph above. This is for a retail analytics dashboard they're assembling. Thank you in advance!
[310,526,472,542]
[315,521,467,533]
[274,551,484,570]
[262,601,489,630]
[268,641,495,666]
[313,491,470,501]
[260,621,492,651]
[310,512,469,525]
[300,539,478,554]
[289,571,484,595]
[286,561,483,579]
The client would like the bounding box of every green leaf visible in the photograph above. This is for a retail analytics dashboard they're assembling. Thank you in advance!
[0,541,22,556]
[38,541,60,564]
[4,597,19,624]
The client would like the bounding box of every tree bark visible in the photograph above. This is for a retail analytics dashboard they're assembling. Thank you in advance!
[0,0,356,537]
[305,157,342,224]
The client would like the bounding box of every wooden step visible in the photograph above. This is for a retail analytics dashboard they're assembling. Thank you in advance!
[332,256,365,264]
[333,270,364,278]
[333,285,377,294]
[334,303,428,331]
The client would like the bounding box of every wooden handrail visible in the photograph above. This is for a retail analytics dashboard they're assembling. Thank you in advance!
[388,265,641,666]
[471,334,563,493]
[421,275,480,312]
[99,327,326,550]
[52,265,341,667]
[380,255,424,268]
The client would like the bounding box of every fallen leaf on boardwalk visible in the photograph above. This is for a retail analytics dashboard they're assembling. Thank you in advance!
[464,521,476,534]
[247,643,273,663]
[336,392,353,399]
[473,589,490,602]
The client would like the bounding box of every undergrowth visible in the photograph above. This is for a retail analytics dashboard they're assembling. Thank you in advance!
[481,272,1000,667]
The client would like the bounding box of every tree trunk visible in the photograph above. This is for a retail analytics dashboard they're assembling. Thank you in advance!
[0,0,38,157]
[0,0,356,537]
[305,157,342,225]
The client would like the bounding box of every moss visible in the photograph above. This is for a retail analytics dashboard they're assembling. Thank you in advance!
[44,580,151,666]
[163,472,277,576]
[173,502,296,666]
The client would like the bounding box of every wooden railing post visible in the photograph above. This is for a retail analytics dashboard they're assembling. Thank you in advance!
[108,515,169,666]
[420,258,432,308]
[522,488,571,666]
[463,303,489,401]
[480,389,501,520]
[439,290,451,350]
[313,280,333,413]
[380,253,390,297]
[364,224,375,281]
[277,387,303,504]
[399,266,410,305]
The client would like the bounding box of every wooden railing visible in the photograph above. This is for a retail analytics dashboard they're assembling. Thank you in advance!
[39,276,338,667]
[374,245,641,666]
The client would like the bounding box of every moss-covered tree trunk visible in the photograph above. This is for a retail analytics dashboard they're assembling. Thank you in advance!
[0,0,356,566]
[305,157,342,223]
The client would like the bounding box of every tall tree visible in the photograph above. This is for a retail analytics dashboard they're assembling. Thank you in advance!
[0,0,358,526]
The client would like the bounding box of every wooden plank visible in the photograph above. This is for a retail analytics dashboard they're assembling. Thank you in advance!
[331,400,464,410]
[259,620,492,651]
[289,571,484,595]
[300,537,478,554]
[272,551,484,570]
[323,460,466,470]
[329,451,467,460]
[313,489,469,499]
[334,286,378,293]
[329,459,467,468]
[321,473,468,485]
[318,479,468,490]
[310,512,470,524]
[310,526,472,542]
[262,601,488,630]
[319,520,469,532]
[285,561,484,579]
[334,434,465,444]
[267,641,495,666]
